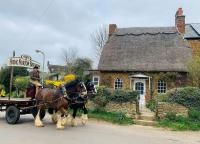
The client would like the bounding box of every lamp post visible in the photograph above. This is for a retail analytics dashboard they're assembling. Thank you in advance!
[35,49,45,86]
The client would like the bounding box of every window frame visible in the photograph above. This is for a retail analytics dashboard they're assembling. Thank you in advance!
[92,76,100,86]
[157,80,167,94]
[114,78,123,90]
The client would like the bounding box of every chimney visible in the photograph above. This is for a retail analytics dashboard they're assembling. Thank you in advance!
[175,8,185,34]
[109,24,117,36]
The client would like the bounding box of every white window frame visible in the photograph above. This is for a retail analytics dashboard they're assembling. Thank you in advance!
[157,80,167,94]
[114,78,123,90]
[92,76,100,86]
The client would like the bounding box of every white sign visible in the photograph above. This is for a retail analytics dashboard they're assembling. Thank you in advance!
[7,55,40,68]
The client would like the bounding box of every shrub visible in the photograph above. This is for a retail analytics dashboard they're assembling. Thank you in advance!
[166,112,176,121]
[110,90,139,103]
[158,87,200,109]
[14,76,29,98]
[146,99,157,112]
[188,108,200,121]
[92,86,111,109]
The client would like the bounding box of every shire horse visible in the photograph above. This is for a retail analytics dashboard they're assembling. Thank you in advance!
[34,79,87,129]
[69,80,97,126]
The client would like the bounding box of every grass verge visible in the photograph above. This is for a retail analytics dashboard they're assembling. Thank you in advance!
[157,116,200,131]
[88,109,134,125]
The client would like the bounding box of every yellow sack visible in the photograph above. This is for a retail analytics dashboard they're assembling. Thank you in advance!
[64,74,76,83]
[0,89,6,97]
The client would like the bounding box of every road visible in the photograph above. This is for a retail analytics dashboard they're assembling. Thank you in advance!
[0,112,199,144]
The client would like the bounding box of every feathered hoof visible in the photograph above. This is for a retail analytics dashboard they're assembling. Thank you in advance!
[52,114,58,124]
[71,118,77,127]
[35,120,44,127]
[61,117,68,126]
[57,125,65,130]
[81,114,88,125]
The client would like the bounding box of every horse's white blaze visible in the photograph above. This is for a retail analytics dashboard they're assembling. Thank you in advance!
[81,114,88,125]
[71,118,77,127]
[81,82,87,96]
[35,109,44,127]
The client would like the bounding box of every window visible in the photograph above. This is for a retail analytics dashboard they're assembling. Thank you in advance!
[93,76,100,86]
[157,80,167,94]
[115,78,123,90]
[135,82,144,95]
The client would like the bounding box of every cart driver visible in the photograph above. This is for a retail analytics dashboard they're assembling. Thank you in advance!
[29,65,42,96]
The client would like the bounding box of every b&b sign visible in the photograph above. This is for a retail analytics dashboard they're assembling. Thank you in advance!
[7,55,40,69]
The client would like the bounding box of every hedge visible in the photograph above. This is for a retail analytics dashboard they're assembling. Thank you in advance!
[91,86,139,109]
[158,87,200,109]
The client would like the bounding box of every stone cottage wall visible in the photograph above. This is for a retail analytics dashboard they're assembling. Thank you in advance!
[156,102,188,118]
[86,100,137,118]
[188,40,200,57]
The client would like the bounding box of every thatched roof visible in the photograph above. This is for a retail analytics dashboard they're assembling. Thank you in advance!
[98,27,192,72]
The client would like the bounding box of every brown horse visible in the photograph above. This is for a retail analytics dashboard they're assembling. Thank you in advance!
[34,79,87,129]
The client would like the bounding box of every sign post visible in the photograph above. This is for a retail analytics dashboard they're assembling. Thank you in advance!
[9,51,15,100]
[7,53,40,100]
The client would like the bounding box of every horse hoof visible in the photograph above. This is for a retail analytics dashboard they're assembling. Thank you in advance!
[71,119,77,127]
[61,117,68,126]
[57,125,65,130]
[81,114,88,125]
[35,123,44,127]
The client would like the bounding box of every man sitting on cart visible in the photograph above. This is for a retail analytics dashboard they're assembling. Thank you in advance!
[29,65,42,97]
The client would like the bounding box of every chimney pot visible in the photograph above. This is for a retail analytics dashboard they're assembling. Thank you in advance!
[109,24,117,36]
[175,8,185,34]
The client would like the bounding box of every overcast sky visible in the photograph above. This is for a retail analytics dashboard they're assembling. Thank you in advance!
[0,0,199,70]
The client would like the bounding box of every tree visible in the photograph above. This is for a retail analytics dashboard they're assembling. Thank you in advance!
[187,56,200,87]
[73,58,93,81]
[14,76,29,97]
[0,67,29,92]
[62,47,78,73]
[90,25,108,60]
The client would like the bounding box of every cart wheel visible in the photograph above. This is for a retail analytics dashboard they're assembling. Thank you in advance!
[31,107,46,120]
[6,106,20,124]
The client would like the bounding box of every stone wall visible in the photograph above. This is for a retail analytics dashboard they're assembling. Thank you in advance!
[188,40,200,57]
[156,102,188,118]
[86,100,137,118]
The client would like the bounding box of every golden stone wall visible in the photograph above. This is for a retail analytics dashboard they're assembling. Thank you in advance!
[188,40,200,57]
[156,102,188,118]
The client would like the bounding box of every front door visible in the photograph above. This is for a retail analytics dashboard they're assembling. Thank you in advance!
[134,79,146,106]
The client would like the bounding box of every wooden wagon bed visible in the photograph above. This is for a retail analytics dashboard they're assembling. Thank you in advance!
[0,97,34,107]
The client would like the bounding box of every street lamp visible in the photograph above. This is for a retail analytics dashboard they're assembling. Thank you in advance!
[35,49,45,86]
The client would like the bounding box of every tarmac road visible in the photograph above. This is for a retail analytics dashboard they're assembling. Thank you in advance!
[0,112,199,144]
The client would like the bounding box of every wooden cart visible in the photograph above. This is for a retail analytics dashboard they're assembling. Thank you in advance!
[0,97,45,124]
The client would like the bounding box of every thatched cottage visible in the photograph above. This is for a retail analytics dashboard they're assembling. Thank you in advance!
[91,8,200,106]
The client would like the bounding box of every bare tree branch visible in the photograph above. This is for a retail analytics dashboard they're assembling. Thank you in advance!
[90,25,108,60]
[62,47,78,73]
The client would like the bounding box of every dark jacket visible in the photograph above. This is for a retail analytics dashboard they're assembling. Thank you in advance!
[29,69,40,81]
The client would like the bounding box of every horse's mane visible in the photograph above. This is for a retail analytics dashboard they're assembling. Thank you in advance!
[64,79,81,89]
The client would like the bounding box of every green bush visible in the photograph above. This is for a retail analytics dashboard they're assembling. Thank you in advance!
[158,87,200,109]
[146,99,157,112]
[110,90,139,103]
[188,108,200,121]
[92,86,111,109]
[14,76,29,90]
[166,112,177,121]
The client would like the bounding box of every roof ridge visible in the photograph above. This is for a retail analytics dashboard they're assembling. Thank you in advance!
[118,26,175,29]
[115,32,177,36]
